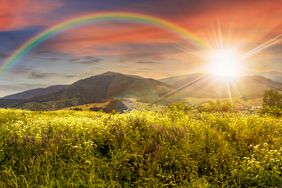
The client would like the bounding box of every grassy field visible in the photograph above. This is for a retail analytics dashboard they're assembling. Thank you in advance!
[0,108,281,187]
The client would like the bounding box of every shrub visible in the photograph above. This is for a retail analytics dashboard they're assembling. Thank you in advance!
[263,89,282,108]
[261,89,282,117]
[231,143,282,187]
[198,100,235,112]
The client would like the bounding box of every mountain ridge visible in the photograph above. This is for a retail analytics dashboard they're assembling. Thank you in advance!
[160,73,282,100]
[2,85,67,100]
[1,71,281,110]
[0,72,172,110]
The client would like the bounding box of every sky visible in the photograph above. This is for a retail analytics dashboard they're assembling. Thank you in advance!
[0,0,281,96]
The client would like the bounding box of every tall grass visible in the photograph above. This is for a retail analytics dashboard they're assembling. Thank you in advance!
[0,108,281,187]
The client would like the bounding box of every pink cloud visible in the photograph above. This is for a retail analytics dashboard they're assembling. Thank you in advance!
[0,0,63,31]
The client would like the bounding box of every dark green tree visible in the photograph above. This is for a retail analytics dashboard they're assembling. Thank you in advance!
[263,89,282,108]
[262,89,282,116]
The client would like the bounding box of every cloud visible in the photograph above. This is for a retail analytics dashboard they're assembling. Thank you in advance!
[10,65,33,75]
[25,49,73,62]
[0,83,48,91]
[0,0,63,31]
[28,71,76,79]
[0,83,49,97]
[48,57,61,61]
[0,53,8,58]
[135,60,160,64]
[38,24,184,60]
[114,42,183,62]
[41,24,178,56]
[70,56,102,64]
[10,65,77,79]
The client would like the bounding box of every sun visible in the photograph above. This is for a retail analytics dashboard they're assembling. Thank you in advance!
[206,48,243,78]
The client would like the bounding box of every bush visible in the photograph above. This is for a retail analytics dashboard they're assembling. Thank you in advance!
[261,89,282,117]
[263,89,282,108]
[198,100,235,112]
[261,105,282,117]
[231,143,282,187]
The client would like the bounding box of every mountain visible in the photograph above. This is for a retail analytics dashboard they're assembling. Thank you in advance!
[0,85,67,108]
[2,85,67,100]
[0,72,172,110]
[1,72,282,110]
[254,71,282,83]
[159,73,282,100]
[160,73,204,87]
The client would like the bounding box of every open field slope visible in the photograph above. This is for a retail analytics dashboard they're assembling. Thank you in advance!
[0,109,281,187]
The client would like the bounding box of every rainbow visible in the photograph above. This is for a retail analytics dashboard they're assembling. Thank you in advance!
[1,12,209,75]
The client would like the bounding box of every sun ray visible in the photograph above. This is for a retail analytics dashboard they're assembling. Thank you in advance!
[153,74,208,104]
[225,81,233,105]
[211,25,221,48]
[216,19,224,49]
[173,42,203,58]
[231,79,242,99]
[243,33,282,59]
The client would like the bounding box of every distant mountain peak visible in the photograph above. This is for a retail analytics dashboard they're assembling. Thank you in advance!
[100,71,122,76]
[98,71,142,79]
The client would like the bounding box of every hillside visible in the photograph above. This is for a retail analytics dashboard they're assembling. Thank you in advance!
[1,72,172,110]
[67,99,129,113]
[255,71,282,83]
[2,85,67,100]
[160,73,282,100]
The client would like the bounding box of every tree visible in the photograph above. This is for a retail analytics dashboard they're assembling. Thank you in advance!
[263,89,282,108]
[262,89,282,117]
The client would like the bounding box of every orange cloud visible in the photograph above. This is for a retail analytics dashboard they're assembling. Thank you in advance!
[0,0,62,30]
[41,24,181,56]
[175,0,282,49]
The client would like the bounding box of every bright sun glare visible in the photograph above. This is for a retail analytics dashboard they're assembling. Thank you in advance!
[207,48,243,78]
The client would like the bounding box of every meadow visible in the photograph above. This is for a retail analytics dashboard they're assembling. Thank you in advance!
[0,107,281,187]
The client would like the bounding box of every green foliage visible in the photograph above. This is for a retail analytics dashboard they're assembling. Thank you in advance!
[261,89,282,117]
[0,109,281,187]
[167,102,192,113]
[231,143,282,187]
[261,105,282,117]
[263,89,282,108]
[198,100,235,112]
